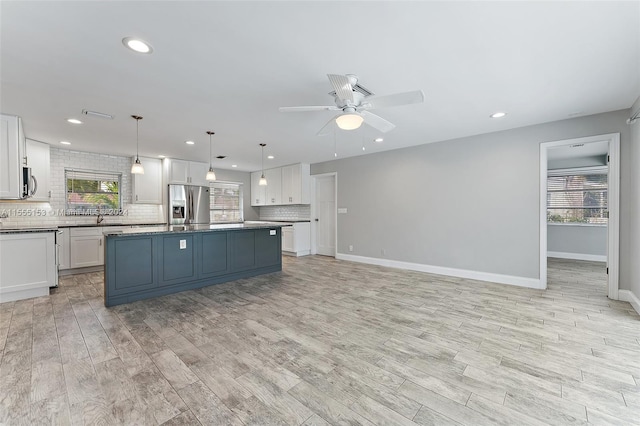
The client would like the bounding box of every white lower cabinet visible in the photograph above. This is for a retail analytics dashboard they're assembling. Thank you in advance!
[281,222,310,256]
[58,229,70,270]
[69,227,104,268]
[0,231,56,302]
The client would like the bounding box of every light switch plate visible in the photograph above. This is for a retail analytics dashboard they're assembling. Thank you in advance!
[179,239,186,249]
[338,208,348,214]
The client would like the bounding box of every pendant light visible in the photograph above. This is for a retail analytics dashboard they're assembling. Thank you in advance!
[131,115,144,174]
[205,131,216,181]
[258,143,267,186]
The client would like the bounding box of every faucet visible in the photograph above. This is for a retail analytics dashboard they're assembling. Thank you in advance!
[97,210,104,224]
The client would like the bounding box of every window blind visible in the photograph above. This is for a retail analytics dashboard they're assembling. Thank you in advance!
[547,171,607,224]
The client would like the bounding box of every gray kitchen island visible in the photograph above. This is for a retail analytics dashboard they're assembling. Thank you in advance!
[103,223,282,307]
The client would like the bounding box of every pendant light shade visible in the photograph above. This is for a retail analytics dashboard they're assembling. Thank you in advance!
[131,115,144,174]
[206,131,216,181]
[259,143,267,186]
[335,113,364,130]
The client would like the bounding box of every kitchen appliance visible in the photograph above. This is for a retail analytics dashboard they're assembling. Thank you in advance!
[22,166,37,198]
[169,184,211,225]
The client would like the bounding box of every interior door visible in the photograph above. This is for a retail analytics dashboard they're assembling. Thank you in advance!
[315,175,335,256]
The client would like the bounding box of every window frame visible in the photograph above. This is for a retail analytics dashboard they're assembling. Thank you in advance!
[209,181,244,223]
[65,168,123,216]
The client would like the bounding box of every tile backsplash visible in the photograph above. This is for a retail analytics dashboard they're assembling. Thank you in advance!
[259,205,310,221]
[0,147,163,228]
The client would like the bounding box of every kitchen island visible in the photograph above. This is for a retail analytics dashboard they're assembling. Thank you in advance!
[103,223,283,307]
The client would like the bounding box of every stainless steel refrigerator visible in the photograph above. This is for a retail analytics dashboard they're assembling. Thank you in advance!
[168,184,211,225]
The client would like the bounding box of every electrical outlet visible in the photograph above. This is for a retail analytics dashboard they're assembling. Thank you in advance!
[349,245,354,252]
[381,249,386,256]
[179,239,186,249]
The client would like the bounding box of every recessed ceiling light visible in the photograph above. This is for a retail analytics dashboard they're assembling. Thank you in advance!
[490,112,507,119]
[374,137,384,143]
[158,155,165,158]
[122,37,153,54]
[60,141,71,145]
[67,118,82,124]
[267,155,274,159]
[231,164,238,168]
[185,140,195,145]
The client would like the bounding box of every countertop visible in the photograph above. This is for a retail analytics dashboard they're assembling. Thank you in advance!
[104,222,286,237]
[0,227,59,234]
[59,223,167,228]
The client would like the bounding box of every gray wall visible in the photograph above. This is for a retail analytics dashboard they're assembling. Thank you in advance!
[312,109,632,285]
[628,96,640,299]
[211,168,259,221]
[547,224,606,257]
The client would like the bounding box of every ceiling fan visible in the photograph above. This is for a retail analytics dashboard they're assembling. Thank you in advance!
[279,74,424,135]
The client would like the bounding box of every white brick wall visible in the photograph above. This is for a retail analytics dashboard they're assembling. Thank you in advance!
[259,205,310,221]
[0,147,163,228]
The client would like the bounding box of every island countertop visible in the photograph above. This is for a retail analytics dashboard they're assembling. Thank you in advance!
[103,222,285,237]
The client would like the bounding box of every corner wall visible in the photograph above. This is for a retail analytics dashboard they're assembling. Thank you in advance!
[621,97,640,313]
[311,109,632,289]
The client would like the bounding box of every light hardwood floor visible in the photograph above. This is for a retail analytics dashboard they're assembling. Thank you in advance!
[0,256,639,425]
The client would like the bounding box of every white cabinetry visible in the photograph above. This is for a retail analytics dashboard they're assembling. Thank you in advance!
[251,163,310,207]
[281,222,311,256]
[69,227,104,268]
[0,231,56,302]
[58,229,70,270]
[251,171,267,206]
[265,168,282,205]
[133,156,162,204]
[281,163,310,205]
[167,159,210,186]
[0,114,25,199]
[25,139,51,201]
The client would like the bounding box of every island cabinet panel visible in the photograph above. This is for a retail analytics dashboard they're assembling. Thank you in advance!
[104,226,282,307]
[256,228,281,267]
[106,237,156,296]
[159,234,197,285]
[230,230,256,272]
[200,232,229,277]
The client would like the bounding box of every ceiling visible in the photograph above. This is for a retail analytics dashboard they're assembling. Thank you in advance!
[1,1,639,172]
[547,141,609,161]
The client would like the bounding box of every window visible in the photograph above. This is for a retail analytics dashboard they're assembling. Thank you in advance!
[210,182,243,223]
[65,169,122,215]
[547,168,607,224]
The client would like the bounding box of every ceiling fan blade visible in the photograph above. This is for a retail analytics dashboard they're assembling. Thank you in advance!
[279,106,339,112]
[316,115,339,136]
[361,111,396,133]
[327,74,354,102]
[364,90,425,110]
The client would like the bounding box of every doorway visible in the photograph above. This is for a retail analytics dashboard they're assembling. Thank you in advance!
[540,133,620,299]
[311,173,337,257]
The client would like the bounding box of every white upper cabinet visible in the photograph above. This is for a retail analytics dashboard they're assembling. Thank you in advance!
[281,163,310,205]
[166,159,210,186]
[133,156,162,204]
[0,114,24,199]
[251,163,310,207]
[187,161,210,186]
[265,168,282,205]
[251,171,266,206]
[25,139,51,201]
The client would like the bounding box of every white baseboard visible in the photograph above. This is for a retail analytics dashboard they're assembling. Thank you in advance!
[335,253,544,290]
[547,251,606,262]
[618,290,640,316]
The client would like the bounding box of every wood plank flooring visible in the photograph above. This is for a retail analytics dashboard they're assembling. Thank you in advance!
[0,256,638,425]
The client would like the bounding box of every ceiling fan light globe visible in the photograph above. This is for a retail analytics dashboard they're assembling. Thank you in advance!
[336,113,364,130]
